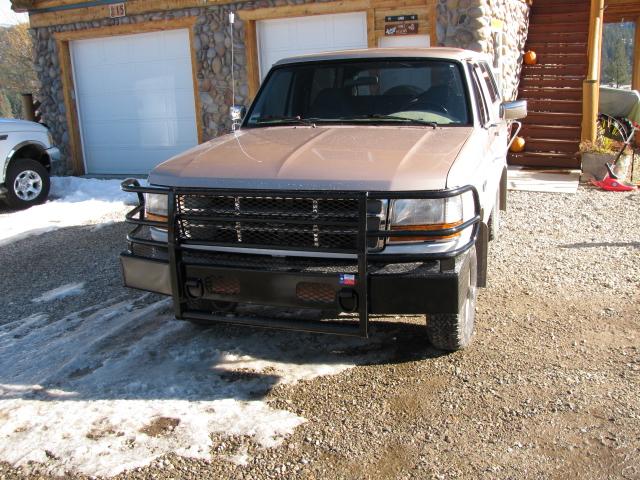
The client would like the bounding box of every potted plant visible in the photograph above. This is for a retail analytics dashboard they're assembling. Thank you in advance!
[579,133,633,182]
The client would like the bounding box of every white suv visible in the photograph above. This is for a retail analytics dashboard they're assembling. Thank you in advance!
[0,119,60,209]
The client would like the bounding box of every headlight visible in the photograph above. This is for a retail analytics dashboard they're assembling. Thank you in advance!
[47,131,54,147]
[389,197,463,243]
[145,193,168,223]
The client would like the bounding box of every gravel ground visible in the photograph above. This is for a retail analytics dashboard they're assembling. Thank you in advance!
[1,184,639,479]
[0,204,158,324]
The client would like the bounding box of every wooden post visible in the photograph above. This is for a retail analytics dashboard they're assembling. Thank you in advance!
[582,0,605,143]
[633,17,640,92]
[634,18,640,145]
[20,93,35,121]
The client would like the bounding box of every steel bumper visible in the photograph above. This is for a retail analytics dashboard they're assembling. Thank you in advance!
[120,252,468,316]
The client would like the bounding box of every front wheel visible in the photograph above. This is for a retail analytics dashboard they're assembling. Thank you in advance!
[426,246,478,351]
[4,158,50,209]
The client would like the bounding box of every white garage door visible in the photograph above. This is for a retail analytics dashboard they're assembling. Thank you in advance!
[71,29,198,175]
[257,12,368,80]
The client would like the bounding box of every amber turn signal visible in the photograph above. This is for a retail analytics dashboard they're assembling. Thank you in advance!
[389,221,463,243]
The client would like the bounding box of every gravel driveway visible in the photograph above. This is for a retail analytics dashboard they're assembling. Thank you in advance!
[0,185,638,479]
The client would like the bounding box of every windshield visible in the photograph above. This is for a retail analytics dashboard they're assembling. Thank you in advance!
[245,59,471,127]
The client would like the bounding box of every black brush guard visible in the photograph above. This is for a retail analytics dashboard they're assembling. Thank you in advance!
[121,179,481,337]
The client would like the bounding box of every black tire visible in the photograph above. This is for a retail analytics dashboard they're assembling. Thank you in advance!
[4,158,50,209]
[488,186,500,241]
[426,246,478,351]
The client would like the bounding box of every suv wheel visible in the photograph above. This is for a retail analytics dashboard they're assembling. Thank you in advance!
[426,245,478,351]
[4,158,50,209]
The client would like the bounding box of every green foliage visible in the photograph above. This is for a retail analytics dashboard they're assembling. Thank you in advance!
[600,22,634,88]
[580,131,630,155]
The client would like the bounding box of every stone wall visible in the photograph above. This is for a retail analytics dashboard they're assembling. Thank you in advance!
[436,0,530,101]
[31,2,255,175]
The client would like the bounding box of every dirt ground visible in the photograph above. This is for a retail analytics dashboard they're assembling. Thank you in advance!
[0,185,638,480]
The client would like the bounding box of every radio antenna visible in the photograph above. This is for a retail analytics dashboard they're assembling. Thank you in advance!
[229,11,236,107]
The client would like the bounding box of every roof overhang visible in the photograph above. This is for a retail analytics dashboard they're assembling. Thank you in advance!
[604,0,640,23]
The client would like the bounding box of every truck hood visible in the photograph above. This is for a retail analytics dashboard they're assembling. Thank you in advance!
[0,118,48,134]
[149,125,473,191]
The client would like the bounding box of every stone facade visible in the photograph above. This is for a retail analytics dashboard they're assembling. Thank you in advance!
[436,0,530,101]
[30,0,530,174]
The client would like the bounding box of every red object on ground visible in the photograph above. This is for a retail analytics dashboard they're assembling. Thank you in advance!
[591,176,636,191]
[591,162,637,191]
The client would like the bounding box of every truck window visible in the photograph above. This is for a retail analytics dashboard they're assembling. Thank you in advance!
[478,62,500,103]
[246,59,471,126]
[469,65,490,126]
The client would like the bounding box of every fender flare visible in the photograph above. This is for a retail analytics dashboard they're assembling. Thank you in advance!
[3,140,48,181]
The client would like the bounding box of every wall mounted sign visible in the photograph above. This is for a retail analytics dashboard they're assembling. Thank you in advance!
[109,3,126,18]
[384,14,418,36]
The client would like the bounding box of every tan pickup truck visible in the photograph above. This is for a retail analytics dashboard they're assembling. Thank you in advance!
[121,48,526,351]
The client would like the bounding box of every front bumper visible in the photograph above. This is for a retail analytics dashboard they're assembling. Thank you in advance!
[120,180,480,337]
[120,248,468,315]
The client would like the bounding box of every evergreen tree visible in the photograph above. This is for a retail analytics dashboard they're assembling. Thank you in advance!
[604,37,631,87]
[600,22,634,88]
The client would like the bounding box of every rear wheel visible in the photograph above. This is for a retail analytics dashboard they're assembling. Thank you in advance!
[4,158,50,209]
[426,246,478,351]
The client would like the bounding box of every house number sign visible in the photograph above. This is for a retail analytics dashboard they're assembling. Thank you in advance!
[384,14,418,36]
[109,3,126,18]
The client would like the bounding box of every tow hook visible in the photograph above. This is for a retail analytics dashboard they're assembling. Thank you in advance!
[184,278,204,299]
[337,288,358,313]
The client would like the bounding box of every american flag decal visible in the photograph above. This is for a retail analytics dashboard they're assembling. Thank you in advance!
[339,274,356,286]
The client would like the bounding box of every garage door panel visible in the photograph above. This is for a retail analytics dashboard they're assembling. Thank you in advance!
[257,12,368,79]
[87,146,189,175]
[71,29,198,174]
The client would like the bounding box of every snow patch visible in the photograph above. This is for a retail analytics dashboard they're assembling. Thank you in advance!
[0,177,140,247]
[31,282,85,303]
[0,296,385,477]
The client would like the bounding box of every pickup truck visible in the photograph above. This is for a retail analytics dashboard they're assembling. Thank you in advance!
[120,48,526,351]
[0,119,59,209]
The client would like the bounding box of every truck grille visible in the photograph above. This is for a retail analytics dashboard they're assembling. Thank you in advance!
[175,193,385,252]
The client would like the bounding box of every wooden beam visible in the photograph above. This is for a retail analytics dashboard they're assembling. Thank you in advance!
[429,0,437,46]
[633,17,640,91]
[28,0,230,28]
[582,0,605,143]
[244,19,260,100]
[238,0,370,21]
[56,37,84,175]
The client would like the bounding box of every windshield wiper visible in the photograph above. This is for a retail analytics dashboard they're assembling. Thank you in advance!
[340,114,438,128]
[256,116,317,127]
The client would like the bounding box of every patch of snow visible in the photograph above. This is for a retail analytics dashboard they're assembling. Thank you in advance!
[0,177,140,247]
[0,296,387,477]
[31,282,85,303]
[49,177,137,204]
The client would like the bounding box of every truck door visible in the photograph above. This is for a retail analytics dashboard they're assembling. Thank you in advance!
[469,62,505,217]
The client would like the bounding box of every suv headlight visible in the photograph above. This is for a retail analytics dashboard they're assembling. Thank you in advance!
[145,193,168,223]
[389,197,463,243]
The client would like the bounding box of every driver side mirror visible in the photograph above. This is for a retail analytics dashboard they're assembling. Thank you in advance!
[502,100,527,121]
